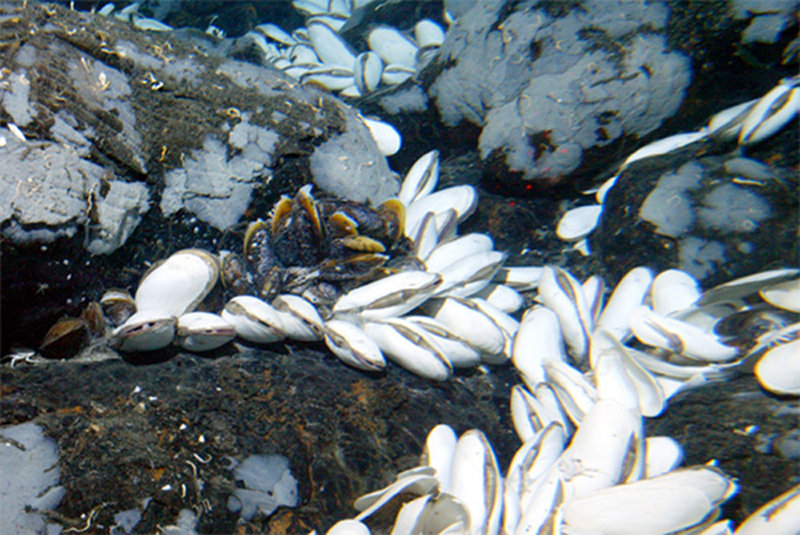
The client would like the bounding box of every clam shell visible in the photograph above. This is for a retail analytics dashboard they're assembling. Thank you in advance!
[135,249,219,317]
[556,204,602,241]
[221,296,285,344]
[110,310,176,352]
[754,338,800,395]
[176,312,235,351]
[39,317,89,359]
[562,466,736,535]
[323,319,385,372]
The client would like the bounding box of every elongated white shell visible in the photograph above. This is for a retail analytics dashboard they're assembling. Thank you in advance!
[405,315,481,368]
[513,306,566,387]
[734,483,800,535]
[759,277,800,313]
[406,186,477,238]
[221,296,285,344]
[739,82,799,145]
[427,297,506,357]
[353,51,383,94]
[538,266,592,361]
[630,306,738,362]
[651,269,700,317]
[754,338,800,395]
[434,251,506,298]
[425,233,494,273]
[325,519,371,535]
[323,319,385,372]
[354,470,438,520]
[176,312,235,351]
[135,249,219,317]
[368,26,419,68]
[363,319,452,381]
[399,150,440,206]
[473,283,523,313]
[273,294,324,341]
[307,20,356,68]
[414,19,445,48]
[558,400,640,499]
[110,310,176,352]
[333,270,442,320]
[556,205,602,241]
[421,424,457,492]
[448,429,503,535]
[360,115,402,156]
[562,466,735,535]
[595,266,653,344]
[644,436,684,478]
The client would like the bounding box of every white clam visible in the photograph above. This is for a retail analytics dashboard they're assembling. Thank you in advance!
[421,424,457,491]
[332,270,442,320]
[368,26,419,69]
[325,519,371,535]
[380,64,416,85]
[555,204,602,241]
[644,436,684,478]
[629,306,738,362]
[651,269,700,317]
[363,319,452,381]
[354,468,438,521]
[301,66,356,91]
[538,266,593,361]
[414,19,445,48]
[448,429,503,535]
[323,319,385,372]
[738,78,799,146]
[398,150,439,207]
[426,297,506,358]
[543,360,598,427]
[557,399,641,499]
[734,483,800,535]
[110,310,176,352]
[562,466,736,535]
[754,338,800,395]
[434,251,506,298]
[307,20,356,68]
[493,266,543,291]
[175,312,235,351]
[359,115,402,156]
[353,51,383,94]
[759,277,800,313]
[272,294,324,342]
[405,186,477,238]
[405,315,481,368]
[595,266,653,344]
[424,233,494,273]
[221,296,285,344]
[135,249,219,317]
[473,283,524,313]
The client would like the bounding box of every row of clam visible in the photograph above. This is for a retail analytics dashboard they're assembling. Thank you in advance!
[240,2,445,98]
[555,74,800,247]
[318,411,800,535]
[100,0,446,99]
[104,150,539,384]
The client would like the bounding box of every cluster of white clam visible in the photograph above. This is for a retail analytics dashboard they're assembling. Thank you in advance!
[107,149,538,384]
[555,74,800,250]
[315,264,798,534]
[241,3,445,99]
[101,0,446,99]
